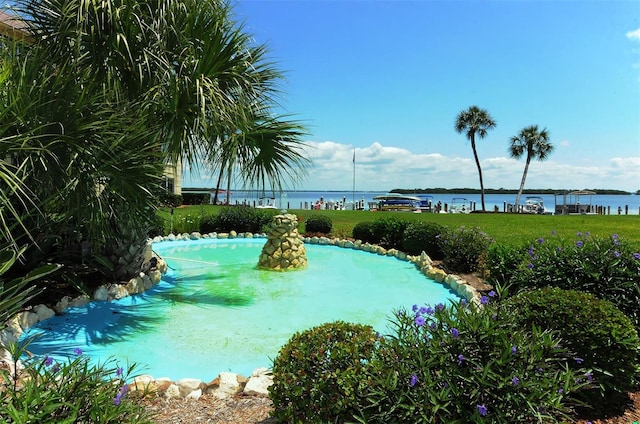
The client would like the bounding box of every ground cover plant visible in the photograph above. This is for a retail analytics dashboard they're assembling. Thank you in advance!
[1,339,151,423]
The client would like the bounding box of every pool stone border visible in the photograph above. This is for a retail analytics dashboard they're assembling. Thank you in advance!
[1,230,484,400]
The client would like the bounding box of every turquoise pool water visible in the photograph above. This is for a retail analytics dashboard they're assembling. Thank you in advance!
[22,239,459,381]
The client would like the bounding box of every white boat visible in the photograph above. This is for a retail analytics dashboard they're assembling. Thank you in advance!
[373,193,421,212]
[449,197,471,214]
[255,197,277,209]
[520,196,549,214]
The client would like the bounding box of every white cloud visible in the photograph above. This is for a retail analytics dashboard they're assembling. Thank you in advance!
[182,140,640,192]
[626,28,640,40]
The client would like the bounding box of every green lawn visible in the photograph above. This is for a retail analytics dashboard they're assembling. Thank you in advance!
[159,205,640,247]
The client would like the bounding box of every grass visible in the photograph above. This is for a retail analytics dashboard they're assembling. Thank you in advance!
[158,205,640,247]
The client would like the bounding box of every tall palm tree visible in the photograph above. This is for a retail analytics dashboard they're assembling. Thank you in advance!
[509,125,553,209]
[454,106,496,211]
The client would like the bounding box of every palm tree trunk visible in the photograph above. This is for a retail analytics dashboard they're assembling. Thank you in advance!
[213,165,225,205]
[515,156,531,210]
[471,136,486,211]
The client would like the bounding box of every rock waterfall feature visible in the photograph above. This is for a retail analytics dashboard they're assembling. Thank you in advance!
[258,214,307,270]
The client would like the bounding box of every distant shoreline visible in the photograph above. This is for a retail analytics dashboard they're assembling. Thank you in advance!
[389,188,635,196]
[183,188,636,195]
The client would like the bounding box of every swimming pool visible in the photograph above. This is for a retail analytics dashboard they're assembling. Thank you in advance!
[22,238,460,381]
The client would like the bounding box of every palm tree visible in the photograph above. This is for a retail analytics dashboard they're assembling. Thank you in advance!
[454,106,496,211]
[509,125,553,209]
[2,0,309,280]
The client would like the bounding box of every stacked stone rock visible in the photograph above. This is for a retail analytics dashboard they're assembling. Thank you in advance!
[258,214,307,270]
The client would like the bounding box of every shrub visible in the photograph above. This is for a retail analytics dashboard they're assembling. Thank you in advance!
[504,287,640,403]
[181,193,208,205]
[269,321,379,423]
[370,217,408,250]
[440,226,494,273]
[214,206,276,233]
[199,214,218,234]
[1,340,151,423]
[158,193,182,208]
[506,232,640,333]
[352,221,377,244]
[401,221,446,258]
[304,214,332,234]
[356,298,592,424]
[482,243,526,284]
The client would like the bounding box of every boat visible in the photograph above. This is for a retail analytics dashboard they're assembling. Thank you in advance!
[520,196,549,214]
[415,194,434,212]
[373,193,421,212]
[255,197,277,209]
[554,190,596,215]
[448,197,471,214]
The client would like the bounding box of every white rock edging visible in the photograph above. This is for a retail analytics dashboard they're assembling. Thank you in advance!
[1,230,482,400]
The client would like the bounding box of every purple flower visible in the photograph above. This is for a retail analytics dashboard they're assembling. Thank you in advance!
[51,364,60,374]
[528,246,535,256]
[577,231,582,237]
[410,373,418,387]
[536,367,543,374]
[634,253,640,260]
[614,251,621,258]
[527,263,534,269]
[429,322,437,330]
[575,241,584,248]
[480,296,490,305]
[550,230,556,236]
[612,233,618,240]
[73,348,83,356]
[460,299,468,306]
[457,354,465,365]
[586,372,593,382]
[477,404,488,416]
[418,306,428,315]
[415,316,426,326]
[575,357,583,365]
[116,367,123,377]
[412,304,419,312]
[488,290,497,298]
[512,376,520,386]
[44,356,53,367]
[113,384,128,406]
[435,303,445,311]
[537,238,544,244]
[557,388,563,394]
[425,306,435,315]
[451,328,459,338]
[511,346,517,355]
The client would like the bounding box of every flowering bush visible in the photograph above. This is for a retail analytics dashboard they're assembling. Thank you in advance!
[439,226,494,273]
[269,321,379,423]
[0,339,150,423]
[356,297,591,423]
[495,232,640,333]
[504,287,640,404]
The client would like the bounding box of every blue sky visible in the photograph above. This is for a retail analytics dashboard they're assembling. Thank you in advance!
[184,0,640,192]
